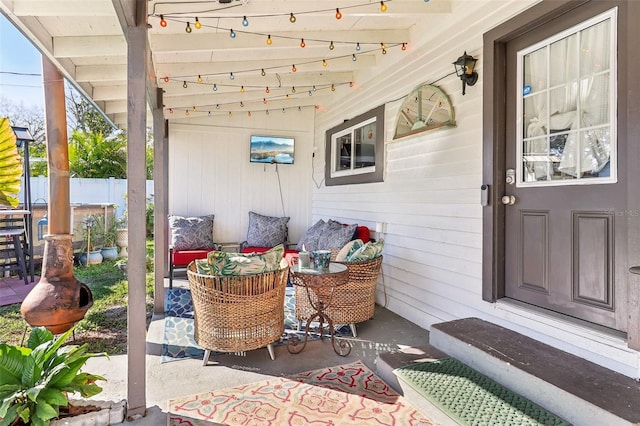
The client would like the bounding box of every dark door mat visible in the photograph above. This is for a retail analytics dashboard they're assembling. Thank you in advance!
[394,358,570,426]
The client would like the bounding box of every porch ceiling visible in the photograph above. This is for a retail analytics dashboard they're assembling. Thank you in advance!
[0,0,452,129]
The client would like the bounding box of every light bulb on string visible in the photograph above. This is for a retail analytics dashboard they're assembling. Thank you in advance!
[216,104,220,109]
[229,72,235,80]
[169,108,173,114]
[322,59,328,67]
[248,111,251,117]
[401,43,407,51]
[266,110,270,115]
[349,81,354,88]
[183,81,188,88]
[193,106,197,112]
[197,75,203,83]
[240,101,244,107]
[185,110,189,116]
[352,54,357,61]
[291,86,296,93]
[228,111,232,117]
[263,98,267,104]
[300,38,306,48]
[335,8,342,19]
[298,106,302,112]
[289,13,296,23]
[160,15,167,27]
[240,85,245,93]
[380,1,387,12]
[230,29,236,38]
[265,87,270,94]
[285,94,290,100]
[242,16,249,27]
[356,42,361,51]
[261,68,266,76]
[266,35,272,45]
[381,43,387,54]
[213,84,217,91]
[313,85,317,92]
[185,22,192,33]
[329,41,334,50]
[208,111,211,116]
[282,108,286,113]
[194,17,202,29]
[163,76,169,83]
[331,84,336,91]
[308,90,312,96]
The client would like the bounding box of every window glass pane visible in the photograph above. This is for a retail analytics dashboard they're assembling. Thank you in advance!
[335,134,351,171]
[550,33,578,87]
[580,20,610,78]
[582,73,609,127]
[524,93,546,139]
[549,85,578,134]
[354,122,376,169]
[523,47,547,91]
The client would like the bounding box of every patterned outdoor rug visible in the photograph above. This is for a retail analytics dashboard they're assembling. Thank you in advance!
[162,287,349,362]
[168,360,434,425]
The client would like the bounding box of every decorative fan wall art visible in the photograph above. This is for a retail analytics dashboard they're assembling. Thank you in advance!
[393,84,455,139]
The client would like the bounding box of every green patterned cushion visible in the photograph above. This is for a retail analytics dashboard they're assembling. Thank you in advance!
[206,244,285,276]
[335,239,364,262]
[346,239,384,262]
[195,258,213,275]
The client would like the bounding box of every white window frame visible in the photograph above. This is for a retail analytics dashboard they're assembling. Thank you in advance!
[515,8,617,188]
[330,116,377,178]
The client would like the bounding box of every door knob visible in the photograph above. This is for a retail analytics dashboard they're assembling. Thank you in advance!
[501,195,516,205]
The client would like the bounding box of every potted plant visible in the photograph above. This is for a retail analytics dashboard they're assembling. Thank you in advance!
[79,215,102,265]
[93,213,118,261]
[0,326,106,425]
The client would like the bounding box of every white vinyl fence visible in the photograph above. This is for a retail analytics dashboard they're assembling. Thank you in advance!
[21,177,155,219]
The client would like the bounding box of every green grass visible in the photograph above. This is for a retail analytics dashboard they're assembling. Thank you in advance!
[0,241,156,355]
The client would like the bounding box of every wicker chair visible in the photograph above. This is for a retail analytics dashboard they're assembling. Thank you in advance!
[295,252,383,338]
[187,262,289,365]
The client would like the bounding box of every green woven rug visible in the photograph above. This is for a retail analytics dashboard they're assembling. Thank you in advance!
[394,358,570,426]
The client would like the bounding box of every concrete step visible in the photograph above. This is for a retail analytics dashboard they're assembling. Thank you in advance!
[428,318,640,426]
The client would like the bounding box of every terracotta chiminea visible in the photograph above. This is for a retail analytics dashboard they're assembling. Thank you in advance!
[21,234,93,334]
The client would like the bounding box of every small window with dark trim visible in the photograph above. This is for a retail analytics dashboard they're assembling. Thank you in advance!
[325,105,384,186]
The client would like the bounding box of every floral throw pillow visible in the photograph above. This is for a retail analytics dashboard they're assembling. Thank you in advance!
[335,239,364,262]
[346,239,384,262]
[169,214,215,251]
[295,219,328,252]
[206,244,285,276]
[245,211,290,247]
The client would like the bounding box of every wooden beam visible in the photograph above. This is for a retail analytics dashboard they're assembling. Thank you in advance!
[153,88,168,315]
[76,64,126,82]
[126,0,147,417]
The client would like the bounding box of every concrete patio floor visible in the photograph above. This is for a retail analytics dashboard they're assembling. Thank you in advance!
[86,277,431,424]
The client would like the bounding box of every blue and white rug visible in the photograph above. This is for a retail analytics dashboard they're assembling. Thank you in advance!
[162,286,349,362]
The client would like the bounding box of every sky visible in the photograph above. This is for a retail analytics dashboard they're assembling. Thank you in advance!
[0,14,45,109]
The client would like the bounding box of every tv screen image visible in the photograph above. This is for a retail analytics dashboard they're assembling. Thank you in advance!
[250,135,295,164]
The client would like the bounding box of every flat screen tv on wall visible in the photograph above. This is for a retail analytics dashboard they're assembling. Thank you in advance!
[250,135,295,164]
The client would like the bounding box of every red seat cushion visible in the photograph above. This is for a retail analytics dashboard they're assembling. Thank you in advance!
[241,247,298,256]
[172,249,213,267]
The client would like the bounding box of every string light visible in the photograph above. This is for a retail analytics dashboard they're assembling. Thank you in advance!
[192,106,197,112]
[197,75,202,83]
[248,111,252,117]
[229,72,235,80]
[266,110,270,115]
[352,54,357,61]
[291,86,296,93]
[242,16,249,27]
[335,8,342,19]
[261,69,266,76]
[331,84,336,91]
[298,106,302,112]
[381,43,387,54]
[380,1,387,12]
[313,85,317,92]
[240,85,245,93]
[194,17,201,29]
[349,81,354,87]
[265,87,270,93]
[213,84,217,91]
[216,104,220,109]
[183,81,188,88]
[163,76,169,83]
[289,13,296,23]
[228,111,232,117]
[208,111,211,116]
[185,110,189,116]
[285,94,290,100]
[329,41,335,50]
[356,42,361,51]
[169,108,173,114]
[185,22,192,33]
[322,59,328,67]
[308,90,312,96]
[282,108,286,113]
[160,15,167,27]
[300,38,306,48]
[401,43,407,51]
[266,35,272,45]
[292,64,297,72]
[230,29,236,38]
[263,98,267,104]
[240,101,244,107]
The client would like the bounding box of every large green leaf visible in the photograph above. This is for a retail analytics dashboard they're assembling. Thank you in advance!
[27,327,54,351]
[0,344,25,385]
[0,118,24,208]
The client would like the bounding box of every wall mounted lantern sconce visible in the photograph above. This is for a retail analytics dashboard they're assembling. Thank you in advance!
[453,51,478,95]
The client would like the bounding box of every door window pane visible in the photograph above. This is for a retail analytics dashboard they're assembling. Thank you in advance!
[518,11,616,186]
